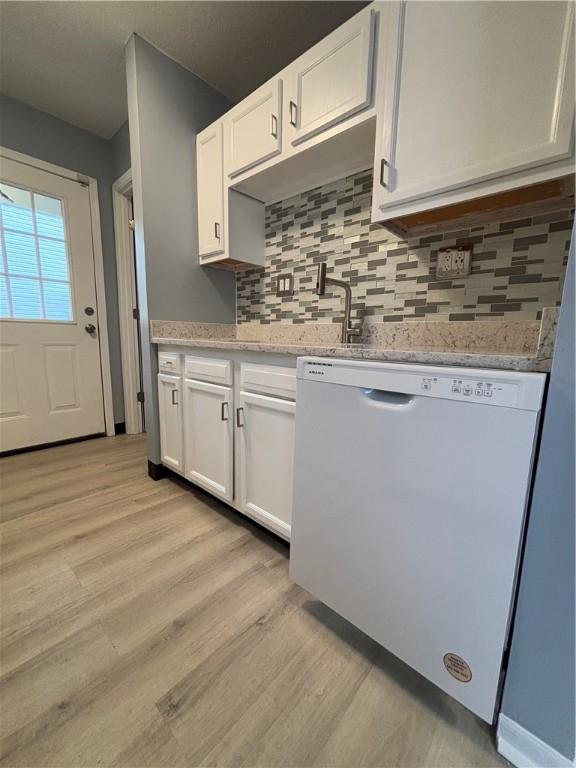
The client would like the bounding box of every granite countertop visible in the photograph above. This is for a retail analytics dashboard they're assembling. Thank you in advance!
[150,314,558,373]
[151,337,549,371]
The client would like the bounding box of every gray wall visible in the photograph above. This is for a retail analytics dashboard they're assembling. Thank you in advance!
[501,228,575,760]
[111,121,131,181]
[126,35,235,463]
[0,94,125,423]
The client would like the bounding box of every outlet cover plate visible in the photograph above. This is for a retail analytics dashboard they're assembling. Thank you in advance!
[436,247,472,279]
[276,273,294,297]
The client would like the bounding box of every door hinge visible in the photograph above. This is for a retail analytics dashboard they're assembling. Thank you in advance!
[132,307,139,321]
[128,218,135,231]
[137,391,145,403]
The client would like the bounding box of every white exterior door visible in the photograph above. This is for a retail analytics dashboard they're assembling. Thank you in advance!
[158,373,183,473]
[237,391,295,539]
[184,378,233,502]
[0,157,105,452]
[197,122,225,258]
[226,79,283,177]
[286,9,375,147]
[373,1,575,213]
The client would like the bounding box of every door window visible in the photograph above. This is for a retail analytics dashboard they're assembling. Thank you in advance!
[0,182,73,321]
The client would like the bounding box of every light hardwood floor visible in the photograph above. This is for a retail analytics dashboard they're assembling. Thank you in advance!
[0,435,507,768]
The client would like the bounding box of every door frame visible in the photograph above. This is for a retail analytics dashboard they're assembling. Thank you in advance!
[0,145,115,437]
[112,169,142,434]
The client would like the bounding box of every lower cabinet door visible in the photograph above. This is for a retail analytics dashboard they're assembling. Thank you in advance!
[184,378,233,502]
[158,374,183,473]
[237,391,296,540]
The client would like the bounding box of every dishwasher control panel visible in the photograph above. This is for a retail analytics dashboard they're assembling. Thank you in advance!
[298,359,538,409]
[419,375,520,407]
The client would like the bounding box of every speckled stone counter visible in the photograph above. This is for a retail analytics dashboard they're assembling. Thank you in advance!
[151,311,558,372]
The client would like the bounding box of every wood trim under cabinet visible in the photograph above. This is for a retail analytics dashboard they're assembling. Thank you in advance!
[383,176,575,238]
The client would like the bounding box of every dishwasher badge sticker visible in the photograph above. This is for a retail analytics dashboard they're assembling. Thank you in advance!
[443,653,472,683]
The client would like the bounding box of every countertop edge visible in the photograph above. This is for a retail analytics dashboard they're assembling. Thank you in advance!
[151,337,551,373]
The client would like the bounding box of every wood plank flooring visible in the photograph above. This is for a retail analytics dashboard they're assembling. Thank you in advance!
[0,435,507,767]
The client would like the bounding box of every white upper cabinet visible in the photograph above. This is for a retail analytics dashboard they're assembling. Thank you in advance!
[197,121,225,257]
[286,9,376,147]
[158,374,183,474]
[226,79,283,177]
[184,378,234,503]
[373,1,575,219]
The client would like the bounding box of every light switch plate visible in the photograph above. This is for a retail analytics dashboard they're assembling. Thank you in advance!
[276,273,294,297]
[436,247,472,279]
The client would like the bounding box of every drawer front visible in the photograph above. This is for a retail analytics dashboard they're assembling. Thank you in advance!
[185,355,232,386]
[158,352,182,375]
[240,363,296,400]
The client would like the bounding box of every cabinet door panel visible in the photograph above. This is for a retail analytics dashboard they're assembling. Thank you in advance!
[227,80,282,177]
[374,1,575,213]
[288,9,375,146]
[238,392,295,539]
[184,378,233,502]
[158,374,183,473]
[197,123,225,257]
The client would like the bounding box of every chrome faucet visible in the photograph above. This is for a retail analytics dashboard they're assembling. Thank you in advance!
[315,263,361,344]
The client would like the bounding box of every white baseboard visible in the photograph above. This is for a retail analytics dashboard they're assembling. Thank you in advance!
[497,714,574,768]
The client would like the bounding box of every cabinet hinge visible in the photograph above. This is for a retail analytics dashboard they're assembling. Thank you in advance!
[132,307,139,321]
[128,218,135,231]
[137,391,145,403]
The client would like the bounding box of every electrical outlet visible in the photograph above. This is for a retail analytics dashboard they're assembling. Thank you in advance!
[436,247,472,279]
[276,273,294,297]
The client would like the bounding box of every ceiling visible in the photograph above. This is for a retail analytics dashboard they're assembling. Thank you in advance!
[0,1,367,139]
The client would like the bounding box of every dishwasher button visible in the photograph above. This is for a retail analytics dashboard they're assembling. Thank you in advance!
[463,384,473,396]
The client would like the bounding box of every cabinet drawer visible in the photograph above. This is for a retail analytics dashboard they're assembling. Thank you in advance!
[158,352,182,375]
[185,355,232,385]
[240,363,296,400]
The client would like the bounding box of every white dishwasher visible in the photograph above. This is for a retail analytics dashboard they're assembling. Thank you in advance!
[289,357,546,723]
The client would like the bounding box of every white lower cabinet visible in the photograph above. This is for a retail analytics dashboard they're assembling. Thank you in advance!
[158,373,183,473]
[158,351,296,540]
[236,391,296,540]
[183,378,234,503]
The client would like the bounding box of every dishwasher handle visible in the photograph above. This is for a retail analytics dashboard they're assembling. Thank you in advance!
[363,389,414,407]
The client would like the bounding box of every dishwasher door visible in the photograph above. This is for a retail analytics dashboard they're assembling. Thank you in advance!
[290,360,544,723]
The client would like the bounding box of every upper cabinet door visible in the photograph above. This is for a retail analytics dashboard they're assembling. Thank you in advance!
[226,79,282,178]
[286,9,376,147]
[374,1,575,213]
[197,122,225,257]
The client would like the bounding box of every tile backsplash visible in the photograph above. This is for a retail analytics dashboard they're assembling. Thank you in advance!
[236,169,573,324]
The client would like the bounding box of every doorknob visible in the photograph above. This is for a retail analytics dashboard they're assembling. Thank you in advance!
[85,324,97,335]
